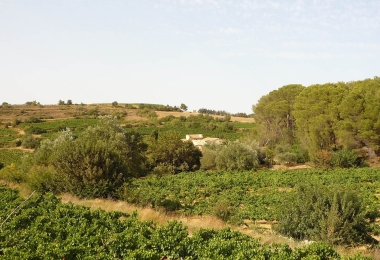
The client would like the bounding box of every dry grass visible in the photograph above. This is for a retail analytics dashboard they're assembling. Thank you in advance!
[59,193,227,235]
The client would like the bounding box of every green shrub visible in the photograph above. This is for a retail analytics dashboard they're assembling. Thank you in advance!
[330,149,364,168]
[24,116,42,123]
[147,131,202,173]
[200,145,218,170]
[212,199,236,222]
[0,163,26,183]
[22,117,147,198]
[151,163,176,176]
[160,199,182,212]
[276,152,297,166]
[15,139,22,146]
[21,135,41,149]
[25,126,47,135]
[215,141,258,170]
[277,183,373,245]
[26,166,62,193]
[292,242,340,259]
[12,118,22,127]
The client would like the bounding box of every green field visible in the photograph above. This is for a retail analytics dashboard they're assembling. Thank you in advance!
[0,128,21,147]
[125,168,380,222]
[0,185,362,259]
[0,149,26,166]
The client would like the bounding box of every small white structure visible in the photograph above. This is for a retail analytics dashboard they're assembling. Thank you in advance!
[183,134,222,150]
[186,134,203,140]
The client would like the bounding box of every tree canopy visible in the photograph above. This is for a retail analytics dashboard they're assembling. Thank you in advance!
[252,77,380,165]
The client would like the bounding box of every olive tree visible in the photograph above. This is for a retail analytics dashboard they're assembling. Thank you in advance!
[23,117,147,198]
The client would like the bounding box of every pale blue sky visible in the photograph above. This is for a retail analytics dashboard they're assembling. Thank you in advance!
[1,0,379,113]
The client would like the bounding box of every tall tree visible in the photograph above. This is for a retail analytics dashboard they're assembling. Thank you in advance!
[293,83,348,157]
[337,78,380,152]
[252,84,304,146]
[180,103,188,111]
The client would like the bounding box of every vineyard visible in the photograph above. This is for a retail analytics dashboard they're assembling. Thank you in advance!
[0,149,25,166]
[1,104,380,258]
[0,128,21,148]
[0,185,370,259]
[124,168,380,223]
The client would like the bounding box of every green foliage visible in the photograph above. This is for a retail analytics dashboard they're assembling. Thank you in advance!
[0,186,352,259]
[294,83,348,156]
[215,141,259,171]
[212,198,237,223]
[277,183,374,245]
[25,100,40,106]
[25,165,62,193]
[132,112,252,141]
[150,163,176,176]
[200,144,218,170]
[22,117,147,198]
[0,163,26,183]
[1,101,11,108]
[23,116,43,123]
[0,128,21,147]
[253,77,380,164]
[180,103,187,111]
[159,199,182,212]
[253,84,304,146]
[136,107,158,119]
[330,149,364,168]
[24,125,47,134]
[11,118,21,127]
[124,167,380,238]
[21,134,41,149]
[147,130,202,173]
[0,149,25,166]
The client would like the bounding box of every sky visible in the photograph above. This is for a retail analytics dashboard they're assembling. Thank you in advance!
[1,0,379,114]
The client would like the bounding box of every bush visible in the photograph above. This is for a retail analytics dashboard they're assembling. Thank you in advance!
[277,183,374,245]
[276,152,297,166]
[312,149,332,168]
[215,141,259,171]
[160,199,182,212]
[12,118,22,127]
[22,117,147,198]
[0,163,26,183]
[26,166,62,193]
[21,135,41,149]
[330,149,364,168]
[24,116,42,123]
[25,126,47,135]
[212,199,236,222]
[151,163,176,176]
[147,131,202,173]
[200,144,218,170]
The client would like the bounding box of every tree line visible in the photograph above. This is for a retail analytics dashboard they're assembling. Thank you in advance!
[252,77,380,167]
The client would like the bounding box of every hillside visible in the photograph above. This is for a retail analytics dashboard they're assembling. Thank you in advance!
[1,102,380,259]
[0,103,254,124]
